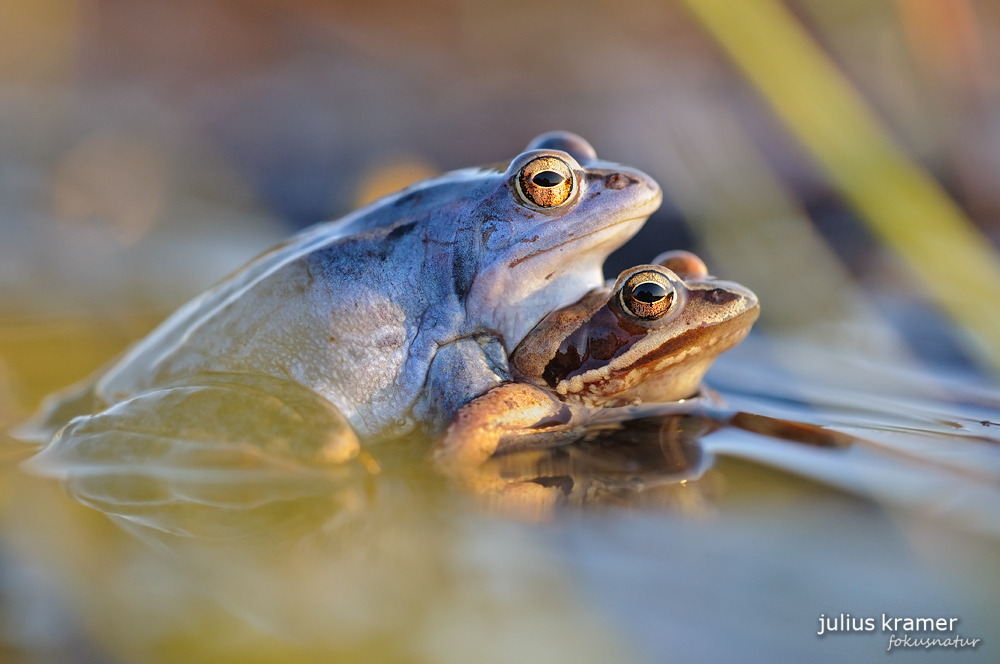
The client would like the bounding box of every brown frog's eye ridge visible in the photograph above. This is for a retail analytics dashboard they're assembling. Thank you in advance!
[517,156,574,208]
[620,270,675,320]
[653,250,709,278]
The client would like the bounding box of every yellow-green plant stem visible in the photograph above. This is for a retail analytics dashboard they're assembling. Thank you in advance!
[680,0,1000,372]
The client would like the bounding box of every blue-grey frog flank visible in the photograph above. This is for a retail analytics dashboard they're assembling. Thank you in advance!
[22,132,662,451]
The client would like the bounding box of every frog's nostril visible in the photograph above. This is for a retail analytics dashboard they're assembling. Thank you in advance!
[705,288,739,304]
[604,173,628,190]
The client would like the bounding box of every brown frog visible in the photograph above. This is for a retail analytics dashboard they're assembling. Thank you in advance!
[433,251,759,474]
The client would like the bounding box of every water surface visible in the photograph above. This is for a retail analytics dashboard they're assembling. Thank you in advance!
[1,320,998,664]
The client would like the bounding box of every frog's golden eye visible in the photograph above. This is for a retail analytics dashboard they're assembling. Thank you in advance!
[620,270,675,320]
[516,156,574,208]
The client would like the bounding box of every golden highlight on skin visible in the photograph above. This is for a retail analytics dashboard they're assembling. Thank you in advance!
[680,0,1000,373]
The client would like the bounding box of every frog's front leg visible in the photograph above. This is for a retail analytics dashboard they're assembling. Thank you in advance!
[415,335,511,435]
[419,335,580,472]
[432,382,582,474]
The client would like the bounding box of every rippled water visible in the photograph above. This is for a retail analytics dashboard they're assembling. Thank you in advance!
[1,321,999,663]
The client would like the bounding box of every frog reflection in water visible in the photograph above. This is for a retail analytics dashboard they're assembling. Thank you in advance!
[434,250,759,479]
[21,132,665,468]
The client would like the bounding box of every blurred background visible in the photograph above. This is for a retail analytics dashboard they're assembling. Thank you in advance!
[3,0,1000,385]
[2,1,1000,663]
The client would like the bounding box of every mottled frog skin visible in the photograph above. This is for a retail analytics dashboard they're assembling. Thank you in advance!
[22,132,662,457]
[434,250,759,472]
[513,250,759,406]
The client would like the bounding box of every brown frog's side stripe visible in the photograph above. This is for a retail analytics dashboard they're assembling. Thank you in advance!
[544,283,758,395]
[540,285,746,388]
[572,309,758,391]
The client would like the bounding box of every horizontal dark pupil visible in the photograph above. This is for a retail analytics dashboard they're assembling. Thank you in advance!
[532,171,565,187]
[632,282,666,303]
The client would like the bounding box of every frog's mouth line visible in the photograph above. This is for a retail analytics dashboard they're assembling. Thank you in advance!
[598,304,761,380]
[506,214,648,269]
[547,303,759,396]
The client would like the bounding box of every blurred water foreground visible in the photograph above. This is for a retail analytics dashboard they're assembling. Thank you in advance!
[3,1,1000,662]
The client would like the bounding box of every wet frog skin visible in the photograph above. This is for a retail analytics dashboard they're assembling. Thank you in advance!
[434,250,759,472]
[21,132,662,461]
[514,250,759,406]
